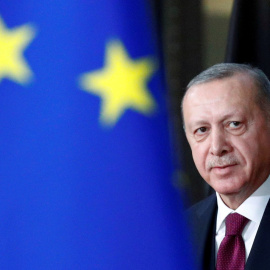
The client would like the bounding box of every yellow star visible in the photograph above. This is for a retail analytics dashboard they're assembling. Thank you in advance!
[79,40,157,126]
[0,16,36,85]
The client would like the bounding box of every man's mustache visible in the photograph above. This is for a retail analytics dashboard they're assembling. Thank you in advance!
[207,156,239,169]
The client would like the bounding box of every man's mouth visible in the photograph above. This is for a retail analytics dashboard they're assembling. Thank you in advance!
[211,164,237,174]
[213,164,235,169]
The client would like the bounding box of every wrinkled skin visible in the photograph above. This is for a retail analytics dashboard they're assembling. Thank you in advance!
[183,73,270,209]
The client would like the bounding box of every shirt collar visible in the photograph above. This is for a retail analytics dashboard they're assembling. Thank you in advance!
[216,175,270,233]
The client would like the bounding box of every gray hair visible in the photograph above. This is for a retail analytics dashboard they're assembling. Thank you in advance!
[182,63,270,123]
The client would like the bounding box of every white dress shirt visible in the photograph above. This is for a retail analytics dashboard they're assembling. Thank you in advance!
[215,176,270,262]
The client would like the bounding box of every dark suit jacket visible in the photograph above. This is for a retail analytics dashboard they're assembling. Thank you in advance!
[187,194,270,270]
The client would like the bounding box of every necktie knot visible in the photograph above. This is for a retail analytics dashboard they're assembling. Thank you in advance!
[225,213,249,236]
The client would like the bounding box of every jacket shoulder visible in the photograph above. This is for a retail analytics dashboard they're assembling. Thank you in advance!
[187,193,217,219]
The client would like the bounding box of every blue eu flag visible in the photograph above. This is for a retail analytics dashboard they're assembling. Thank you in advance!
[0,0,195,269]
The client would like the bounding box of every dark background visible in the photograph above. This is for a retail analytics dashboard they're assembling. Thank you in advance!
[151,0,233,207]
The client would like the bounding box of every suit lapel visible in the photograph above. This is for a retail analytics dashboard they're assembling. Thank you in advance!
[245,198,270,270]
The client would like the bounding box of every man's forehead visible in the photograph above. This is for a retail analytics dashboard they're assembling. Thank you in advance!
[181,74,261,130]
[184,74,256,105]
[185,86,226,106]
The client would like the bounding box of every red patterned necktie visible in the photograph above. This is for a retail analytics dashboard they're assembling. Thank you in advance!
[216,213,249,270]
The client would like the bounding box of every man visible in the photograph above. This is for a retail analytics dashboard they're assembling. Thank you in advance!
[182,63,270,270]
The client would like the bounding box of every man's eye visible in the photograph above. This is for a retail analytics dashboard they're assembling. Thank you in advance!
[229,121,241,128]
[196,127,207,134]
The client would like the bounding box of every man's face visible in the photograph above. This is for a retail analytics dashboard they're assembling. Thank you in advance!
[183,74,270,204]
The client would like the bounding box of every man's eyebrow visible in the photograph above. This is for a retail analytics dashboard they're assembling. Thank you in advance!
[187,110,244,127]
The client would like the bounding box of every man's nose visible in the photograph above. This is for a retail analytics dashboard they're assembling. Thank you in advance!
[209,128,232,156]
